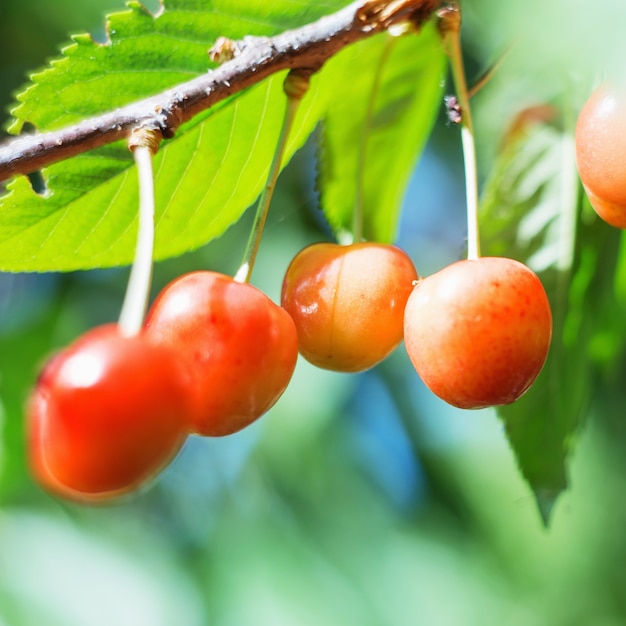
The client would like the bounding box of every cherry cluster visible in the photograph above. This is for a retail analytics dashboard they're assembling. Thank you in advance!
[28,238,554,503]
[282,244,553,413]
[28,271,298,503]
[32,78,625,505]
[26,15,570,505]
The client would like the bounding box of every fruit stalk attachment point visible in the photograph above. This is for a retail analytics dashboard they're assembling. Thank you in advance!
[438,3,481,260]
[234,69,311,283]
[118,127,162,337]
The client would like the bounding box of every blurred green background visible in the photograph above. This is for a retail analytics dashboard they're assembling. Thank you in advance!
[2,1,626,625]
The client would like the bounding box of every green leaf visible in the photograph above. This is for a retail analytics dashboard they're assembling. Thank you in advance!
[8,0,350,134]
[480,118,626,524]
[317,22,446,243]
[0,0,354,271]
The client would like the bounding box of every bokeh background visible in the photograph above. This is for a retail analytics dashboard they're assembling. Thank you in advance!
[2,1,626,625]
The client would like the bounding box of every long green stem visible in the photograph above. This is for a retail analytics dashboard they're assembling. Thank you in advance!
[234,71,309,283]
[439,4,481,260]
[118,131,160,336]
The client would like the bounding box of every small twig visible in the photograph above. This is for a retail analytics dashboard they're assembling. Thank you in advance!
[467,44,514,99]
[0,0,439,183]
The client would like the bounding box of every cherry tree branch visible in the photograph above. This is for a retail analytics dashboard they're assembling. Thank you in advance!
[0,0,439,183]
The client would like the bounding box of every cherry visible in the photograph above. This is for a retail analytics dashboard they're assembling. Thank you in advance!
[281,242,418,372]
[403,257,552,409]
[575,83,626,228]
[28,324,190,502]
[144,271,298,437]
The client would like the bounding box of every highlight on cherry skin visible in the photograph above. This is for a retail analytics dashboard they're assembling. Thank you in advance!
[144,271,299,437]
[575,83,626,228]
[403,257,553,409]
[281,241,418,373]
[28,324,191,503]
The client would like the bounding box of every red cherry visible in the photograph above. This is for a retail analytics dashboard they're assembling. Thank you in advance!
[144,271,298,437]
[403,257,552,409]
[575,83,626,228]
[281,242,418,372]
[28,324,189,502]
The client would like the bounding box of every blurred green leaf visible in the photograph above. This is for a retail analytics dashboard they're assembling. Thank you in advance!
[0,286,65,499]
[318,23,446,243]
[0,510,205,626]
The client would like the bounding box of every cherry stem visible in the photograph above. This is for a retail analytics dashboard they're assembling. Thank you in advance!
[118,128,161,337]
[234,70,310,283]
[438,3,481,260]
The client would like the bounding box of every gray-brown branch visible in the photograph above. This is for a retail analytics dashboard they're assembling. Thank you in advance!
[0,0,439,183]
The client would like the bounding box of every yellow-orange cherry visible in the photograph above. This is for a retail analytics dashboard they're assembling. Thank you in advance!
[281,242,418,372]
